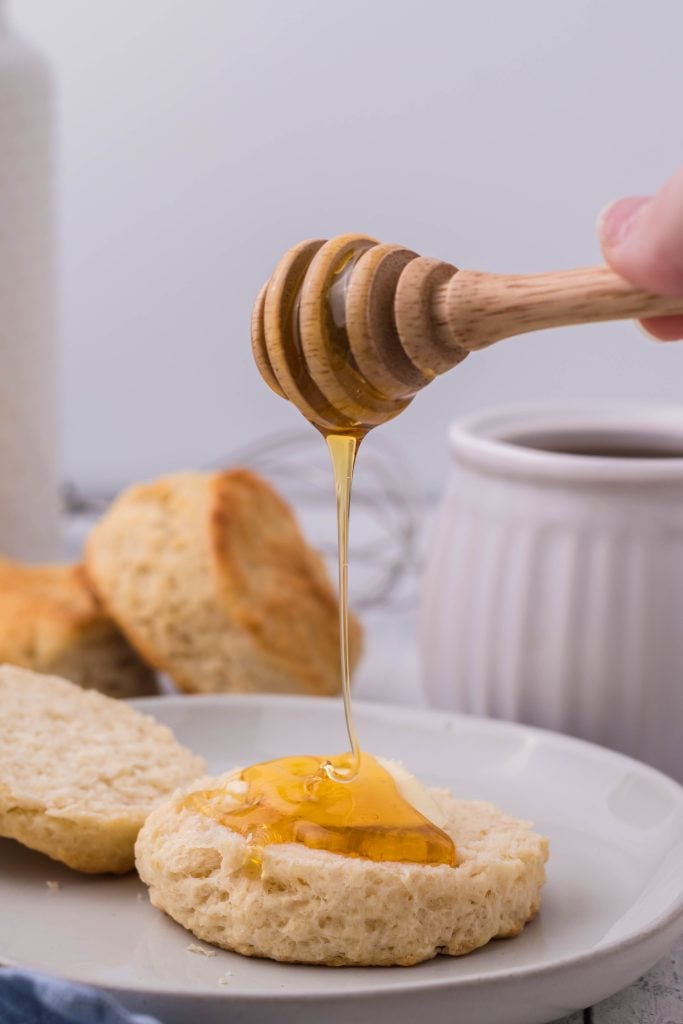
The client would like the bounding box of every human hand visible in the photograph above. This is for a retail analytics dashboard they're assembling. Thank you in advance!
[598,167,683,341]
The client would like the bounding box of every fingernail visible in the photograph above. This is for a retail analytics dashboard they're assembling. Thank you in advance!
[597,196,650,248]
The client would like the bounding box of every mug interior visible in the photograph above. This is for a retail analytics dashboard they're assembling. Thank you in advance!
[505,427,683,460]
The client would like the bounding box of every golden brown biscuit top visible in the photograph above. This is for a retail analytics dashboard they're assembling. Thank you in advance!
[0,559,108,662]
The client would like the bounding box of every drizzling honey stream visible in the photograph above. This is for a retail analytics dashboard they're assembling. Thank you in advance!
[324,432,361,780]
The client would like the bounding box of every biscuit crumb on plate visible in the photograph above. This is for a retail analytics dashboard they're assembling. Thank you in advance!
[45,881,60,891]
[186,943,217,958]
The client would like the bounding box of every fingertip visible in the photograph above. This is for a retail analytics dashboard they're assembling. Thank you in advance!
[598,170,683,296]
[638,315,683,342]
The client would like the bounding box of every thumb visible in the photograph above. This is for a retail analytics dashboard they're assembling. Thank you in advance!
[598,167,683,339]
[598,168,683,295]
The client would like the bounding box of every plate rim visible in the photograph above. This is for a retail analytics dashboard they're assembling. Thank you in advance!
[3,693,683,1003]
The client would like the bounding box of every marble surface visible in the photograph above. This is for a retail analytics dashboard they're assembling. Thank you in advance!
[552,934,683,1022]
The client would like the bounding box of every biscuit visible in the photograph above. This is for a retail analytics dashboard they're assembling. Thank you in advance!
[0,558,156,698]
[85,469,363,696]
[0,666,205,873]
[135,761,548,966]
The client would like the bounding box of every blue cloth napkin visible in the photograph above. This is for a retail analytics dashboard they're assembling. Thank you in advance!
[0,970,161,1024]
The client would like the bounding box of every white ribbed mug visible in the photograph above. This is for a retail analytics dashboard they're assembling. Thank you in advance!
[420,403,683,780]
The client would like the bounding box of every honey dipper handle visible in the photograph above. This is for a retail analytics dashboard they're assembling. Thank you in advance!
[431,264,683,353]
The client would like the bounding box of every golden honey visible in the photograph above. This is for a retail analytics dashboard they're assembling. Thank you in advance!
[183,751,455,867]
[325,432,361,778]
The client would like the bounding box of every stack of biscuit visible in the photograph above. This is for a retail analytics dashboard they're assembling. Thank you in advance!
[0,468,362,699]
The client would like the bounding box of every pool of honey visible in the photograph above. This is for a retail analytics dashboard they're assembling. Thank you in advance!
[183,751,456,867]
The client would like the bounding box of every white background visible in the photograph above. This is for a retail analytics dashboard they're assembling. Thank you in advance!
[9,0,683,495]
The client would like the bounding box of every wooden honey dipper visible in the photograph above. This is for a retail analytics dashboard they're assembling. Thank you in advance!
[251,233,683,435]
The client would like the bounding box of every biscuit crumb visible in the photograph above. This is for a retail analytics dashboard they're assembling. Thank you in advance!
[218,973,231,986]
[186,943,217,958]
[136,892,145,902]
[46,880,60,891]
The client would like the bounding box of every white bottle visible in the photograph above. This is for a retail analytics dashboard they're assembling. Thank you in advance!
[0,0,60,560]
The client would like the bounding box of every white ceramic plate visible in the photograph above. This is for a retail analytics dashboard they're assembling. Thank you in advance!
[2,695,683,1024]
